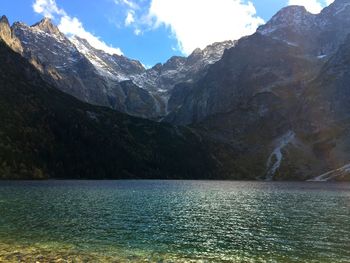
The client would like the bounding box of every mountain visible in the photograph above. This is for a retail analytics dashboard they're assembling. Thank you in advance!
[169,1,350,125]
[257,0,350,57]
[9,18,161,119]
[0,17,234,120]
[2,0,350,181]
[0,15,22,54]
[70,36,145,81]
[163,0,350,181]
[128,40,235,115]
[71,35,234,117]
[0,39,238,180]
[165,33,321,124]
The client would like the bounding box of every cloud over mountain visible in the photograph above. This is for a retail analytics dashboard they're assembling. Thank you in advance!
[32,0,122,55]
[288,0,335,14]
[147,0,264,54]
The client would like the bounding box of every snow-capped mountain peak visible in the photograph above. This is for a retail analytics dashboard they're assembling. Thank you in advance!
[70,35,145,81]
[257,5,316,36]
[31,17,63,37]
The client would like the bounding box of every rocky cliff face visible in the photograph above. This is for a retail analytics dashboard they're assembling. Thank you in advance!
[257,0,350,57]
[0,39,237,180]
[0,16,233,119]
[71,35,234,116]
[0,16,22,54]
[129,40,235,114]
[70,36,145,81]
[170,0,350,125]
[10,18,160,119]
[165,33,321,125]
[164,0,350,181]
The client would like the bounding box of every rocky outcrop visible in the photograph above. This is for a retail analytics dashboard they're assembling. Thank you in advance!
[0,15,22,53]
[258,0,350,57]
[71,35,235,116]
[165,33,321,125]
[10,18,158,119]
[129,40,235,114]
[1,16,234,119]
[70,36,145,81]
[163,0,350,181]
[31,17,64,36]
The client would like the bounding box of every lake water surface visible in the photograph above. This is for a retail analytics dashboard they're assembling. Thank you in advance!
[0,181,349,262]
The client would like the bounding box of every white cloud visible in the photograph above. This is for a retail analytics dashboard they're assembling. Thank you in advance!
[32,0,122,55]
[134,28,142,35]
[114,0,139,10]
[59,16,123,55]
[147,0,264,55]
[125,11,135,26]
[33,0,66,18]
[288,0,335,14]
[114,0,144,36]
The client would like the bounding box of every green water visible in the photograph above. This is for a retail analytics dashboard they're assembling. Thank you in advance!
[0,181,349,262]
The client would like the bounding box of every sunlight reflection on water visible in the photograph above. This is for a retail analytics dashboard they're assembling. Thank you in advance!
[0,180,349,262]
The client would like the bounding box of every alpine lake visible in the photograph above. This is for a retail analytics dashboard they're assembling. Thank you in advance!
[0,181,349,263]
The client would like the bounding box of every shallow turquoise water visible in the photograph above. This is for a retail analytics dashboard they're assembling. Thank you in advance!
[0,181,349,262]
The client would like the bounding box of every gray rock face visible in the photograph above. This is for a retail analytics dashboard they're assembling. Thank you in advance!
[300,34,350,131]
[71,35,234,116]
[168,0,350,126]
[31,17,64,36]
[70,36,145,81]
[10,18,158,118]
[129,40,235,114]
[165,33,321,125]
[163,0,350,180]
[291,34,350,180]
[131,41,235,93]
[257,0,350,57]
[1,16,234,119]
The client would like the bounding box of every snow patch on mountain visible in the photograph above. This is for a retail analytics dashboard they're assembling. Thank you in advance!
[258,6,317,36]
[308,163,350,181]
[70,36,130,81]
[265,131,296,180]
[334,2,350,15]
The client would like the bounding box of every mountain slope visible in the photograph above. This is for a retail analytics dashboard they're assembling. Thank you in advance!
[163,0,350,181]
[258,0,350,57]
[169,0,350,126]
[0,39,232,180]
[129,41,235,114]
[71,35,234,116]
[9,18,159,119]
[0,15,22,53]
[165,33,321,125]
[2,17,234,120]
[70,36,145,81]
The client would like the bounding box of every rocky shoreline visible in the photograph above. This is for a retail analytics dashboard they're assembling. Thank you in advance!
[0,243,212,263]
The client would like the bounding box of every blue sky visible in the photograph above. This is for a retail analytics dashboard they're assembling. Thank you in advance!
[1,0,333,67]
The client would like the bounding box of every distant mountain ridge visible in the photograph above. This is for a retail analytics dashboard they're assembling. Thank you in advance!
[10,18,161,118]
[0,16,234,119]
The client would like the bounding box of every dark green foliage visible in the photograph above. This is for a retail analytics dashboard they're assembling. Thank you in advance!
[0,40,224,179]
